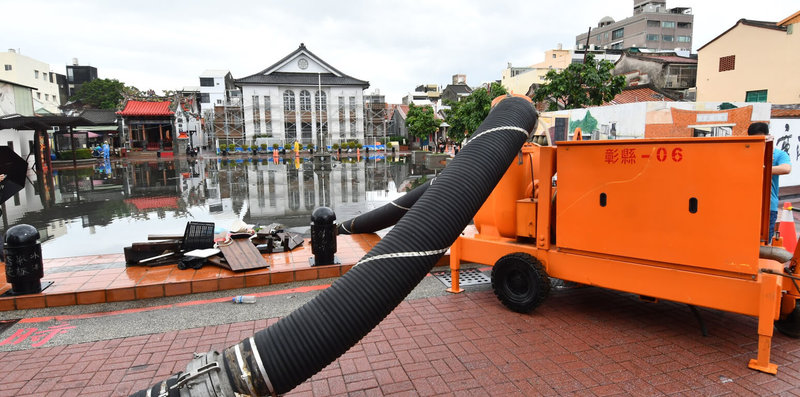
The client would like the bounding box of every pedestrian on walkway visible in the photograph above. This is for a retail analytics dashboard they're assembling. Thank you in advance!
[748,122,791,242]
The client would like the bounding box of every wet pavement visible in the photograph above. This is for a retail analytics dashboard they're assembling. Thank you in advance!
[0,265,798,396]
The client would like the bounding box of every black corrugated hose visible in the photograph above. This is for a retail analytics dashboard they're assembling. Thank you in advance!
[131,96,537,396]
[337,178,433,235]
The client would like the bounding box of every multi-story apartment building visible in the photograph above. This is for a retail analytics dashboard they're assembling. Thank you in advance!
[65,59,97,98]
[402,84,441,107]
[198,70,236,111]
[198,70,241,148]
[0,49,62,114]
[502,45,573,95]
[576,1,694,52]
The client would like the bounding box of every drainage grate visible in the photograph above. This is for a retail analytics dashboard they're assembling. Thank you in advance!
[431,268,491,287]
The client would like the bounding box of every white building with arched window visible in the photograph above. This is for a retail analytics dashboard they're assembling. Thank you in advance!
[236,43,370,148]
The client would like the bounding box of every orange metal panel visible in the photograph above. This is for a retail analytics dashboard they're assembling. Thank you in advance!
[515,199,537,238]
[556,137,765,275]
[474,147,533,238]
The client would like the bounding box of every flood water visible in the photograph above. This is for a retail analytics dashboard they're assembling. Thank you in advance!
[1,154,437,258]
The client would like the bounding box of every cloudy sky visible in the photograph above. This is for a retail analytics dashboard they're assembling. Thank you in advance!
[1,1,796,103]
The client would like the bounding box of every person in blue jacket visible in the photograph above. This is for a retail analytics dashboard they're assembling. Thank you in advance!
[749,122,792,242]
[102,141,110,159]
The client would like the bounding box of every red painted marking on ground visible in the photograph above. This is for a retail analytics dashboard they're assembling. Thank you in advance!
[641,154,650,158]
[18,284,331,324]
[20,304,175,323]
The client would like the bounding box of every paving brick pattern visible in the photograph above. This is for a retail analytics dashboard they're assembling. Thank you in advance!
[1,287,799,396]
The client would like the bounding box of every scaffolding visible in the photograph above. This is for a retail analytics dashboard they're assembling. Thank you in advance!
[212,90,245,149]
[364,92,387,146]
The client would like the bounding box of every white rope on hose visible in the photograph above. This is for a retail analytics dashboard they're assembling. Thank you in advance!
[469,126,529,142]
[339,219,354,234]
[390,201,411,211]
[248,337,276,397]
[355,247,449,267]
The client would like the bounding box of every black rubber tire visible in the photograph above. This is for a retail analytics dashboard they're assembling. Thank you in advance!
[491,253,551,313]
[776,301,800,339]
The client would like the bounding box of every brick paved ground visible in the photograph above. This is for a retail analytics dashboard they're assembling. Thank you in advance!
[1,285,799,396]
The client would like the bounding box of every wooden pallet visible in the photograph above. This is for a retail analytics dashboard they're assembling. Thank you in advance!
[217,235,267,271]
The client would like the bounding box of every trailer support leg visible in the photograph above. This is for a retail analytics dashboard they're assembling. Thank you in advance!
[447,238,463,294]
[748,272,779,374]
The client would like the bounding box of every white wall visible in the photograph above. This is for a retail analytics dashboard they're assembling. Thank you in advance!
[772,118,800,188]
[241,85,365,145]
[0,51,61,113]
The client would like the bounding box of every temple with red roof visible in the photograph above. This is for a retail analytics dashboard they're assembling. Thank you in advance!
[117,100,175,155]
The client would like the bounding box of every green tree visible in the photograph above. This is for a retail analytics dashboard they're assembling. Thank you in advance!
[443,82,507,142]
[69,78,130,109]
[405,104,440,141]
[533,54,625,111]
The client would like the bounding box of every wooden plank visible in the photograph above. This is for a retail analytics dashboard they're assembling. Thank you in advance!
[130,240,181,251]
[218,238,267,271]
[147,234,184,241]
[206,255,231,270]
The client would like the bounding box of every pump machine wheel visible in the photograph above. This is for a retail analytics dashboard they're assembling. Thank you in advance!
[491,253,551,313]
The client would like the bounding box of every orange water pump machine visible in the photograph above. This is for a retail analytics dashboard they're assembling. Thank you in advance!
[448,136,800,374]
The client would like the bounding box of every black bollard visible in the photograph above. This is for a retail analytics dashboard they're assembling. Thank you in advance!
[3,224,44,295]
[310,207,337,266]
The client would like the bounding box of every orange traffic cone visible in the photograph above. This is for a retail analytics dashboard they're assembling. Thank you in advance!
[778,202,797,253]
[573,127,582,141]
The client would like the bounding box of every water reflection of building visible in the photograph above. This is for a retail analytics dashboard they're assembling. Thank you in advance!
[3,155,422,254]
[200,157,415,226]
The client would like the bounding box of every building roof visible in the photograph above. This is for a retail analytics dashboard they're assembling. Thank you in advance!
[443,84,473,94]
[772,104,800,118]
[116,101,174,117]
[124,196,179,211]
[620,53,697,64]
[698,18,787,51]
[78,109,118,125]
[235,43,369,88]
[0,78,37,90]
[391,105,410,120]
[778,10,800,26]
[237,72,369,87]
[603,85,677,105]
[199,70,231,78]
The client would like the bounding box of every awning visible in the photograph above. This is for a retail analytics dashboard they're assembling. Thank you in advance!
[0,115,94,130]
[72,125,119,132]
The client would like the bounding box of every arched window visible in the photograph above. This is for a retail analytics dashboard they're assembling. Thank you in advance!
[283,90,295,111]
[299,90,312,112]
[315,91,327,112]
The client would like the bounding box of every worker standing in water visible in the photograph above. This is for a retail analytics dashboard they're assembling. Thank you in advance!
[748,122,791,242]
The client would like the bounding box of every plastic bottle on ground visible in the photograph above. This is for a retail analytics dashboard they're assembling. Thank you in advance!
[232,295,256,304]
